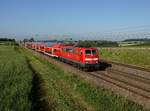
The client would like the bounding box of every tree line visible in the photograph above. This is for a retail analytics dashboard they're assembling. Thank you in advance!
[76,40,119,47]
[123,38,150,42]
[0,38,15,42]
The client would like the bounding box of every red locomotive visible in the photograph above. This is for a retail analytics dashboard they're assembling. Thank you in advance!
[25,42,100,70]
[60,45,99,69]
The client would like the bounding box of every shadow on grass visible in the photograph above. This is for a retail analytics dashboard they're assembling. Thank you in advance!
[26,58,55,111]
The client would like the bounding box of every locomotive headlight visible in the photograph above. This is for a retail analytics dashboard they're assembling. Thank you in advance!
[85,58,91,61]
[93,58,98,60]
[85,58,98,61]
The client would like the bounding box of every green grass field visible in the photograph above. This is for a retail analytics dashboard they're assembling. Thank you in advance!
[100,47,150,69]
[0,44,147,111]
[0,45,32,111]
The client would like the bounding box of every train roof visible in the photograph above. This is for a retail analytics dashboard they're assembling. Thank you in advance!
[45,42,57,47]
[76,47,98,50]
[51,43,64,48]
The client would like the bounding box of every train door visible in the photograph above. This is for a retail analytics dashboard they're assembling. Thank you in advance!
[80,50,83,62]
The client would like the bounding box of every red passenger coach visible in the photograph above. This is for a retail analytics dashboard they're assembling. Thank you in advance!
[31,43,36,50]
[35,42,42,52]
[52,43,65,57]
[45,46,52,55]
[39,43,46,53]
[25,42,33,49]
[44,43,64,57]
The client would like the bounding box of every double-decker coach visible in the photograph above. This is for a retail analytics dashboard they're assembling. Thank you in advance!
[44,43,64,57]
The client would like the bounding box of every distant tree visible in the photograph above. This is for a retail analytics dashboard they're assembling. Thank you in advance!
[123,38,150,42]
[75,40,92,47]
[23,37,34,43]
[23,38,29,43]
[29,37,34,42]
[75,40,118,47]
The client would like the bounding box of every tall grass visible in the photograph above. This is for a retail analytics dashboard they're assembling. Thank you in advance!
[24,51,93,111]
[23,48,145,111]
[100,48,150,68]
[0,45,32,111]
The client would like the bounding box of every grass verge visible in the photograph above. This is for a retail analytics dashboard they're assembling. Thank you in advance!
[100,47,150,69]
[0,45,32,111]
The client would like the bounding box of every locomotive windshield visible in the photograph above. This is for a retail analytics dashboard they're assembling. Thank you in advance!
[92,50,96,54]
[85,50,97,55]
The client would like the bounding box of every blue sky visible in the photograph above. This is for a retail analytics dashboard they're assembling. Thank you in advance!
[0,0,150,40]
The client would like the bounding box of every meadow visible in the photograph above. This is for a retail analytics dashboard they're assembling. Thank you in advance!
[0,44,146,111]
[0,45,32,111]
[100,47,150,69]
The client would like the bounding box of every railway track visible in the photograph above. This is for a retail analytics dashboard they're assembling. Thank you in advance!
[102,59,150,72]
[28,48,150,108]
[89,71,150,99]
[107,68,150,85]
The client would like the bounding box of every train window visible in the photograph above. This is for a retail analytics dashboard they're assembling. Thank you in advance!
[66,48,72,52]
[69,49,73,52]
[85,50,91,55]
[54,49,57,52]
[85,50,97,55]
[73,48,77,54]
[92,50,97,55]
[62,48,66,52]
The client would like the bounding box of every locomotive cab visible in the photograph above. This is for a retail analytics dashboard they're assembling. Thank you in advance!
[82,48,99,69]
